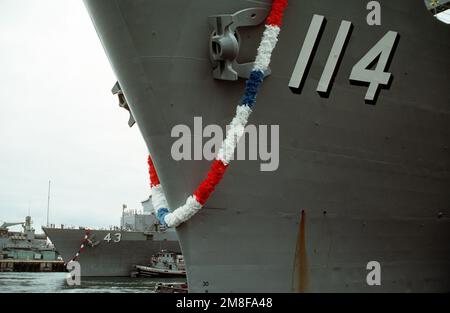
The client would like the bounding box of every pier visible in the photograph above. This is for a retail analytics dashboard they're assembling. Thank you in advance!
[0,260,66,272]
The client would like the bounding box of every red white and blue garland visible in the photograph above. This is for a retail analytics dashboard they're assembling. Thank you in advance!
[67,228,91,263]
[148,0,288,228]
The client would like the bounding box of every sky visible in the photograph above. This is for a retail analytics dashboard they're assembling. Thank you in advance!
[0,0,150,232]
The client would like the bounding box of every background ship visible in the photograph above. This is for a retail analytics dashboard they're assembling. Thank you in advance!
[83,0,450,292]
[43,197,180,276]
[0,216,58,261]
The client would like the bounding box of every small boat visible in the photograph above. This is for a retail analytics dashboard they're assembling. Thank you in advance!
[154,282,188,293]
[134,250,186,277]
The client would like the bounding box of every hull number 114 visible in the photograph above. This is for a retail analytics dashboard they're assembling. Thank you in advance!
[288,14,399,103]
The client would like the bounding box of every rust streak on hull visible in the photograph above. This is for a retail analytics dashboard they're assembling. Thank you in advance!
[293,209,308,292]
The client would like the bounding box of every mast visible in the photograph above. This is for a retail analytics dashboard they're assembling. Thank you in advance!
[121,204,126,230]
[46,180,51,227]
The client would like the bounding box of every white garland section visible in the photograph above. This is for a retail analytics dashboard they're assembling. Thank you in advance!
[164,196,202,227]
[151,184,169,210]
[217,105,252,164]
[254,25,280,72]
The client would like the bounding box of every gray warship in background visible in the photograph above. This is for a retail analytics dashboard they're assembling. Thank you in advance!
[43,197,180,276]
[83,0,450,292]
[0,216,58,261]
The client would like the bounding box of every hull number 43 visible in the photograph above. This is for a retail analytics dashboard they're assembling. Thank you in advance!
[104,232,122,243]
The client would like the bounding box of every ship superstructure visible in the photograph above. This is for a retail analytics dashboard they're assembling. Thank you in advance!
[0,216,58,261]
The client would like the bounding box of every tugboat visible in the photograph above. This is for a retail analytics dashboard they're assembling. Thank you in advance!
[134,250,186,277]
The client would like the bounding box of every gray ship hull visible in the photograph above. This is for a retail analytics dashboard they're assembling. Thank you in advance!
[43,228,179,277]
[83,0,450,291]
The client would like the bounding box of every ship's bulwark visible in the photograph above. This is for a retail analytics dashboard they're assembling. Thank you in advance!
[83,0,450,292]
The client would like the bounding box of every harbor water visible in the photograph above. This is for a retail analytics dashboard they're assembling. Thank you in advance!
[0,272,185,293]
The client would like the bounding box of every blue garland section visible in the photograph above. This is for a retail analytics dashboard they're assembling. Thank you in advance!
[156,208,169,226]
[240,70,265,108]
